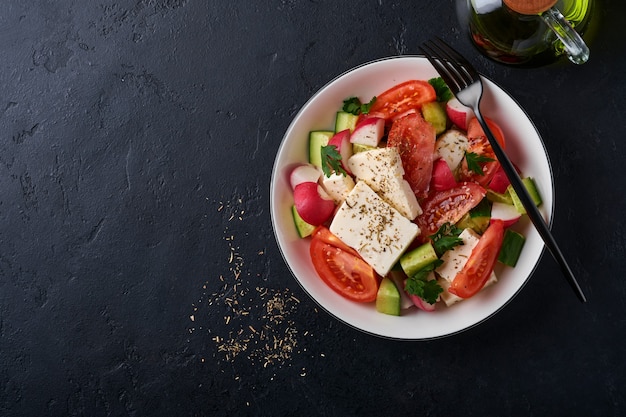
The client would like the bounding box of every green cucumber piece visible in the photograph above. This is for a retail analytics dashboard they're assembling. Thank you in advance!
[457,199,491,233]
[352,143,377,154]
[291,205,315,238]
[507,177,543,214]
[400,242,438,277]
[376,277,401,316]
[457,213,490,234]
[421,101,447,134]
[470,198,491,218]
[498,229,526,267]
[486,189,513,205]
[334,111,359,133]
[308,130,334,168]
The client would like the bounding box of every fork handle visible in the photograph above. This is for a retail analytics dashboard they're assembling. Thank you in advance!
[472,111,587,303]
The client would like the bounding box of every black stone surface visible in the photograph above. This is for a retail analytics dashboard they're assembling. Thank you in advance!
[1,1,625,416]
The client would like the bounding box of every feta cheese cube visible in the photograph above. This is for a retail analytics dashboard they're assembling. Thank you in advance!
[347,147,422,220]
[330,181,420,277]
[436,228,497,305]
[436,228,481,282]
[435,129,469,172]
[321,173,355,203]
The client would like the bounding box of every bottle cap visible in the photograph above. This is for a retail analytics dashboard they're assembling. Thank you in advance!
[503,0,557,14]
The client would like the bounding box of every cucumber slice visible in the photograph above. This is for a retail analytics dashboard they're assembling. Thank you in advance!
[507,177,543,214]
[421,101,447,134]
[376,277,401,316]
[498,229,526,267]
[400,242,438,277]
[457,199,491,233]
[352,143,377,154]
[334,111,359,133]
[457,213,490,234]
[308,130,334,168]
[486,189,513,205]
[291,205,315,238]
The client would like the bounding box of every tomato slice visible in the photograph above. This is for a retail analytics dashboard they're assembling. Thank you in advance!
[311,226,359,256]
[386,112,436,199]
[415,182,486,236]
[458,117,506,187]
[310,227,379,302]
[367,80,437,121]
[448,219,505,299]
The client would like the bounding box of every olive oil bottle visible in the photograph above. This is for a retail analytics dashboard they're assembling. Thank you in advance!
[458,0,594,66]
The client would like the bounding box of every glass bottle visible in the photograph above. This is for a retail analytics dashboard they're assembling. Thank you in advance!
[457,0,594,66]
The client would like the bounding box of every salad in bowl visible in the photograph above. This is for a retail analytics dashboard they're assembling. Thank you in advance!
[270,56,553,340]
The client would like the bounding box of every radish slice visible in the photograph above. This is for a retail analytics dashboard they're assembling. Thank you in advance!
[408,293,437,312]
[488,164,521,194]
[328,129,353,175]
[293,182,335,226]
[290,164,321,190]
[490,201,522,227]
[404,272,438,312]
[446,98,474,130]
[431,158,458,191]
[350,117,385,147]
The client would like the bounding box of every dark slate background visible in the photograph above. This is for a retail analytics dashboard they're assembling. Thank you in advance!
[1,1,625,416]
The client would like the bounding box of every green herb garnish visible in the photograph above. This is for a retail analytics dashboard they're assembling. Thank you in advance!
[342,96,377,115]
[429,222,464,257]
[428,77,453,102]
[465,151,495,176]
[320,145,347,177]
[404,260,444,304]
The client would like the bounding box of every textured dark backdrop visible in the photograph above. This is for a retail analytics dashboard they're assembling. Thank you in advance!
[1,1,625,416]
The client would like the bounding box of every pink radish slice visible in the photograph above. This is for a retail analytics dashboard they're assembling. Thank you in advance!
[328,129,353,175]
[446,98,474,130]
[490,201,522,227]
[431,158,458,191]
[293,182,335,226]
[350,117,385,147]
[408,293,437,312]
[290,164,321,190]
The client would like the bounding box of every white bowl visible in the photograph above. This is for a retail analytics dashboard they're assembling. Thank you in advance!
[270,56,553,340]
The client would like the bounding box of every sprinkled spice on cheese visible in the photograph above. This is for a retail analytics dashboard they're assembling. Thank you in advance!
[330,181,419,276]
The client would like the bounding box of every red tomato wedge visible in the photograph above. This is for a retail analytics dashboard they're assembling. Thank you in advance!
[367,80,437,121]
[448,219,505,299]
[458,117,506,187]
[415,182,486,237]
[310,227,379,302]
[387,112,436,199]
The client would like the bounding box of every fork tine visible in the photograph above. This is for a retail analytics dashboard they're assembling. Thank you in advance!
[426,40,474,90]
[432,37,481,83]
[419,42,463,94]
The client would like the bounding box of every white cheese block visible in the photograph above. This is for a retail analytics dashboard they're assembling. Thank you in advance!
[435,129,469,172]
[437,277,463,307]
[321,173,355,203]
[347,147,422,220]
[329,181,420,277]
[436,228,497,306]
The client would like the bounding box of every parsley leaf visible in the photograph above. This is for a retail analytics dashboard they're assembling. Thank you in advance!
[465,151,495,176]
[428,77,453,102]
[429,222,464,257]
[320,145,347,177]
[404,260,444,304]
[342,96,377,115]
